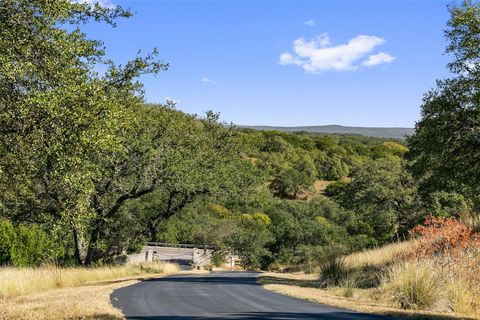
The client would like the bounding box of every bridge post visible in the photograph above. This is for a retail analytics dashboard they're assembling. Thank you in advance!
[192,247,198,266]
[145,249,153,262]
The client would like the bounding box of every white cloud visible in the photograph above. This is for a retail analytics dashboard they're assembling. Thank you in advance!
[279,33,394,73]
[304,19,316,27]
[201,77,218,84]
[362,52,396,67]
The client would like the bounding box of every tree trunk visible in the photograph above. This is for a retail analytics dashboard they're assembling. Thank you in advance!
[73,227,87,265]
[84,223,102,266]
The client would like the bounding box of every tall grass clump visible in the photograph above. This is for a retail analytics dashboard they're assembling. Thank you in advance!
[383,260,440,309]
[319,256,348,286]
[387,216,480,315]
[0,262,179,299]
[317,245,349,286]
[447,274,480,317]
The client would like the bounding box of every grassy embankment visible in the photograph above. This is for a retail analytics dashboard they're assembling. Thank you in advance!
[259,241,480,320]
[0,262,180,320]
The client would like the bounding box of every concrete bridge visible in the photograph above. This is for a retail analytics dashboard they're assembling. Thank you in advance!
[127,242,240,269]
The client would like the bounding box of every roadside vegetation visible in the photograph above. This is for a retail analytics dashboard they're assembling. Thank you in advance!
[260,218,480,319]
[0,262,179,299]
[1,0,480,319]
[0,262,180,320]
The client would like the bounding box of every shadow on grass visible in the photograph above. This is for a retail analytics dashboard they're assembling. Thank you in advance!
[258,275,324,289]
[264,263,388,289]
[145,274,260,285]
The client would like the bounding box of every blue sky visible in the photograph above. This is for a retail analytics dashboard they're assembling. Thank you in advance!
[81,0,453,127]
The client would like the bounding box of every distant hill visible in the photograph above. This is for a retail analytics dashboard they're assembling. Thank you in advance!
[239,125,414,139]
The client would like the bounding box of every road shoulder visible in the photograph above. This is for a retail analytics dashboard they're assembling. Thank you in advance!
[258,272,476,320]
[0,270,195,320]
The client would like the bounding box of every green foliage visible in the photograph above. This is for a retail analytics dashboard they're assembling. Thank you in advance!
[0,220,63,266]
[242,129,404,199]
[324,180,348,197]
[264,199,354,268]
[445,0,480,76]
[0,0,168,265]
[407,0,480,219]
[3,0,468,272]
[270,167,314,199]
[336,158,420,242]
[429,191,473,218]
[261,135,291,153]
[0,0,165,227]
[315,153,349,180]
[229,214,272,269]
[81,106,260,263]
[0,220,14,265]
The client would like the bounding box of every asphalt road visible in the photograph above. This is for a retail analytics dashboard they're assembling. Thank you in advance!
[111,271,394,320]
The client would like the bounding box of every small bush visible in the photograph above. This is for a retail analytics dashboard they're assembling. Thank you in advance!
[384,261,440,309]
[211,251,226,267]
[410,216,477,260]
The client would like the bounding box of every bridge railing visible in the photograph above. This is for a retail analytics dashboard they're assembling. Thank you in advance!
[145,242,215,250]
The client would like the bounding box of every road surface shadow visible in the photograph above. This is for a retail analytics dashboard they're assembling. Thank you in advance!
[123,312,382,319]
[258,275,323,289]
[145,275,260,285]
[121,311,473,320]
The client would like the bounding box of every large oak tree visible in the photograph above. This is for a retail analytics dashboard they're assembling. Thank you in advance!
[407,0,480,228]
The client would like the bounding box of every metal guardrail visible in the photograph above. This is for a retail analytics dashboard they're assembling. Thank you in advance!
[145,242,215,250]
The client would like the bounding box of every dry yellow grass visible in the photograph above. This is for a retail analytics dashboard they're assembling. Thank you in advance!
[263,281,475,320]
[0,262,180,320]
[344,240,415,269]
[0,261,180,299]
[382,261,441,310]
[260,241,480,320]
[297,179,353,201]
[314,180,333,194]
[297,180,333,201]
[0,280,128,320]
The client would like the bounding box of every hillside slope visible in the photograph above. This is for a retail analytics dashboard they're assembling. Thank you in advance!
[240,125,414,139]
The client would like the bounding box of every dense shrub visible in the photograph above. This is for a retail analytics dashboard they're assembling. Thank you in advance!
[0,220,14,265]
[0,220,63,266]
[324,180,347,197]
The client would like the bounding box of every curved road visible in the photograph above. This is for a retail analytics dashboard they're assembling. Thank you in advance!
[111,271,393,320]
